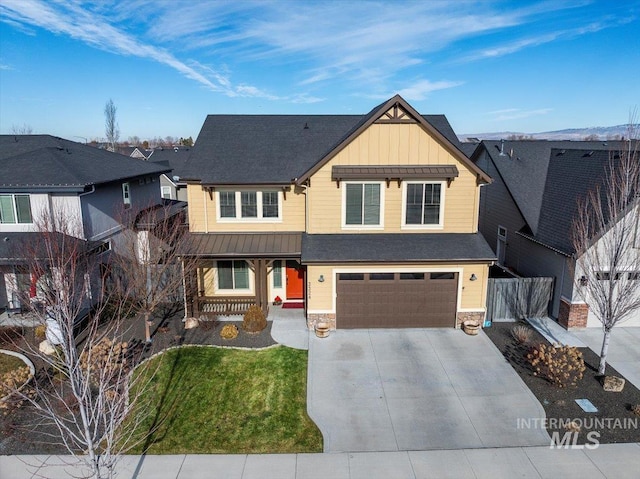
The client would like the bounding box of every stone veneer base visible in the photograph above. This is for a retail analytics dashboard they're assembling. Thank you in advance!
[456,311,485,329]
[307,313,336,330]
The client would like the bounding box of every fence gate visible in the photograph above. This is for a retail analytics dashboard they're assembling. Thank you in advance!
[486,277,554,321]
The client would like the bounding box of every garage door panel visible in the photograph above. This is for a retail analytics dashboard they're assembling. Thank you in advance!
[337,273,458,328]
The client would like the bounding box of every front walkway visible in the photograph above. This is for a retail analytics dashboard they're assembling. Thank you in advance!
[307,328,550,453]
[3,443,638,478]
[269,305,309,350]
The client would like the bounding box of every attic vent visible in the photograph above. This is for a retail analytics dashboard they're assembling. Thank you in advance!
[303,122,309,129]
[583,151,594,157]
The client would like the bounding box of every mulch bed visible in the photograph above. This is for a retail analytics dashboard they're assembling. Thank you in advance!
[0,310,277,455]
[484,321,640,444]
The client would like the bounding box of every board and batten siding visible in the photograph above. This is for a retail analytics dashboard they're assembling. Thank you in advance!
[306,262,489,313]
[307,123,481,234]
[187,184,306,233]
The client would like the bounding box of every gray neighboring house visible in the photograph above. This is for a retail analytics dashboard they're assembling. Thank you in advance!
[148,146,190,202]
[0,135,171,311]
[471,139,636,328]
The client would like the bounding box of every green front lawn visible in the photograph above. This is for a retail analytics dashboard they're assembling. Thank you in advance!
[128,345,323,454]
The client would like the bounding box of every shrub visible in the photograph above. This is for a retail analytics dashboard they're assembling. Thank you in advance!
[79,338,129,388]
[35,324,47,341]
[220,324,238,340]
[511,324,533,344]
[527,343,586,388]
[0,366,33,414]
[242,305,267,333]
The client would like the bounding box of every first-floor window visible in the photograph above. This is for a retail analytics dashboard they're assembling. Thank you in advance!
[405,182,442,226]
[0,194,32,224]
[218,260,249,289]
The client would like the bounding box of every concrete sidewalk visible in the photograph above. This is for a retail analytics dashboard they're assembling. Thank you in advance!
[2,443,639,478]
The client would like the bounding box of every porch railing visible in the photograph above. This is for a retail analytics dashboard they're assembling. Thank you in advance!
[195,296,263,317]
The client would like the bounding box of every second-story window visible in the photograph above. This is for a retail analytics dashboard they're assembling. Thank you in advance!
[217,191,281,221]
[0,194,32,224]
[344,182,382,227]
[403,182,444,227]
[122,182,131,208]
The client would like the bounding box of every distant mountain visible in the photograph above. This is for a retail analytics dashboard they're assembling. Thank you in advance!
[460,125,632,142]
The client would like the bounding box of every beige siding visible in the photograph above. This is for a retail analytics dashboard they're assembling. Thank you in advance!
[187,184,306,233]
[307,123,479,234]
[307,262,489,313]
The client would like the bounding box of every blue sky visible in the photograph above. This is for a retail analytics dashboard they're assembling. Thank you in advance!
[1,0,639,142]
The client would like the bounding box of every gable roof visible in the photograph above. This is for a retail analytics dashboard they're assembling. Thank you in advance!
[0,135,170,192]
[148,147,192,182]
[182,95,488,186]
[472,139,627,237]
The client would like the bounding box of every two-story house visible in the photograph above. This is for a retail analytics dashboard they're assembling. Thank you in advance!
[0,135,171,311]
[179,95,495,330]
[472,139,640,328]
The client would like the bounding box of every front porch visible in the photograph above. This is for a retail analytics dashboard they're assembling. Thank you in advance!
[181,232,305,320]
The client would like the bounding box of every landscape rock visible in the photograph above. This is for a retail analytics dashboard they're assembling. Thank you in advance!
[184,317,199,330]
[602,375,625,392]
[38,340,56,355]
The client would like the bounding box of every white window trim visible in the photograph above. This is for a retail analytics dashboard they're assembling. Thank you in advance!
[0,193,33,225]
[341,181,385,230]
[498,226,507,240]
[161,186,173,199]
[215,190,283,223]
[214,260,254,293]
[122,182,131,207]
[401,181,445,230]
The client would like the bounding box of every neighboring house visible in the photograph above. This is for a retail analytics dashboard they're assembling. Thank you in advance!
[179,95,495,330]
[148,146,191,201]
[0,135,171,311]
[471,139,639,328]
[118,146,151,160]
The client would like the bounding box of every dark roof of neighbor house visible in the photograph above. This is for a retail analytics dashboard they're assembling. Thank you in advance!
[473,139,628,237]
[527,148,631,255]
[301,233,496,263]
[181,95,477,185]
[0,231,99,264]
[182,232,303,258]
[0,135,170,191]
[148,147,192,182]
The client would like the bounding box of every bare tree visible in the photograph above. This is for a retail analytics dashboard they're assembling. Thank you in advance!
[1,209,158,478]
[104,99,120,152]
[11,123,34,134]
[571,119,640,375]
[108,203,194,342]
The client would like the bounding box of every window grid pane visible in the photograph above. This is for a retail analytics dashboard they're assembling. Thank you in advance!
[363,184,380,225]
[0,195,16,224]
[241,192,257,218]
[406,183,441,225]
[273,260,282,288]
[14,195,32,223]
[345,184,363,224]
[262,191,279,218]
[219,191,236,218]
[233,260,249,289]
[218,261,233,289]
[405,184,423,224]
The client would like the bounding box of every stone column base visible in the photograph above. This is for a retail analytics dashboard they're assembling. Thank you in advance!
[558,299,588,329]
[307,313,336,331]
[456,311,485,329]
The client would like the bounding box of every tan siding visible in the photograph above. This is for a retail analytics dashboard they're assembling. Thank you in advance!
[187,184,306,233]
[307,123,480,234]
[306,262,489,313]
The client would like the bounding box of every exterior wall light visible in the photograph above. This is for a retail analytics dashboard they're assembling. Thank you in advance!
[318,275,325,283]
[469,273,477,281]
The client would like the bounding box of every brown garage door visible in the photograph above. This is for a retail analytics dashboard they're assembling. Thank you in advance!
[336,272,458,328]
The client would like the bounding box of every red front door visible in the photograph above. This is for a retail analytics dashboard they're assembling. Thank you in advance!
[286,261,304,299]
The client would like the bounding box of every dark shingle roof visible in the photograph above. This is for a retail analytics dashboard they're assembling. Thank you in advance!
[182,99,467,185]
[0,231,98,264]
[301,233,496,263]
[148,147,192,181]
[476,140,626,235]
[0,135,170,191]
[532,148,621,254]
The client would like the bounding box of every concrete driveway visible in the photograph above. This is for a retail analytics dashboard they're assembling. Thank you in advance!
[307,328,550,453]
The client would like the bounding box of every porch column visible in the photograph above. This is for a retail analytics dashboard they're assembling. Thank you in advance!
[253,258,269,316]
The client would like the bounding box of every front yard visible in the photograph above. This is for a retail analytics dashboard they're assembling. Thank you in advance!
[128,345,323,454]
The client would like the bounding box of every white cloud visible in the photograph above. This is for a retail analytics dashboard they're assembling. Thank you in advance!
[488,108,554,121]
